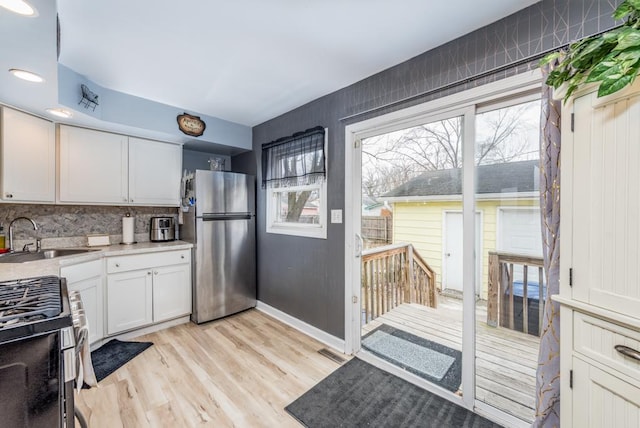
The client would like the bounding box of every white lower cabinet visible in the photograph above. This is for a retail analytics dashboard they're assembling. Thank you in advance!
[60,260,104,345]
[572,357,640,427]
[153,264,192,322]
[106,269,153,335]
[106,249,191,335]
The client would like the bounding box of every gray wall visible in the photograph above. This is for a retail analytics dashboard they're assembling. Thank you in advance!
[183,149,232,172]
[251,0,617,339]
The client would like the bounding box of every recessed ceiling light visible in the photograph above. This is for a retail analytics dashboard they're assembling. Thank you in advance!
[0,0,37,16]
[9,68,43,83]
[46,108,72,119]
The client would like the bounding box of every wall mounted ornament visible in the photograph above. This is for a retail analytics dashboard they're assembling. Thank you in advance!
[177,112,206,137]
[78,84,99,111]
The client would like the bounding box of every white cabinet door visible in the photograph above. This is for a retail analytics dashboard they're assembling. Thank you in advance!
[106,269,153,335]
[569,88,640,319]
[129,137,181,206]
[61,260,104,345]
[573,357,640,428]
[59,125,129,204]
[1,107,55,202]
[152,263,191,322]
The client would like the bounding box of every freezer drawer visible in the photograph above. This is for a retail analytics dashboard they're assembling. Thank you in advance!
[192,216,256,323]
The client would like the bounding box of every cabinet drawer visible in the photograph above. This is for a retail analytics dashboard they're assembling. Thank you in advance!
[60,259,102,282]
[107,249,190,273]
[574,312,640,383]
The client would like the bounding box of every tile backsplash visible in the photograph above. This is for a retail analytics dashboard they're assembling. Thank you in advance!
[0,204,179,247]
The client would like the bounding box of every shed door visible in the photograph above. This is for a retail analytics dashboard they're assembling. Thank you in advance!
[498,208,542,256]
[444,212,481,294]
[498,207,542,284]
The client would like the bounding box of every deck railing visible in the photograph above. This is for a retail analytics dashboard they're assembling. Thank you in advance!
[487,251,545,336]
[361,243,437,324]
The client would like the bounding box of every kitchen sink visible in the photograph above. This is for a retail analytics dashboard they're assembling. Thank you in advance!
[0,248,99,263]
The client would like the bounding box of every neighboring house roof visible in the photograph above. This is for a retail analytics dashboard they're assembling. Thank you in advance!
[383,159,539,198]
[362,195,379,208]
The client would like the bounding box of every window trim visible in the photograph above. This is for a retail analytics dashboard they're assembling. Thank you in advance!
[266,181,327,239]
[265,129,328,239]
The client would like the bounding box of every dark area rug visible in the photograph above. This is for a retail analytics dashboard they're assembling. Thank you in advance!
[362,324,462,392]
[91,339,153,382]
[286,358,502,428]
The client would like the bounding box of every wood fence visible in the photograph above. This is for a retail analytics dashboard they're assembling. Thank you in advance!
[361,243,437,324]
[486,251,545,336]
[361,216,392,246]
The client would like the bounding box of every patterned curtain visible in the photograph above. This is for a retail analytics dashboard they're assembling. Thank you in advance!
[261,126,326,189]
[533,63,562,427]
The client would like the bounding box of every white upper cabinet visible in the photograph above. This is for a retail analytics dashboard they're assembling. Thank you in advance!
[129,137,181,206]
[58,126,182,206]
[567,88,640,319]
[59,125,129,204]
[1,107,55,202]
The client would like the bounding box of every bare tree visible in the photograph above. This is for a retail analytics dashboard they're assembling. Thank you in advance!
[362,101,539,198]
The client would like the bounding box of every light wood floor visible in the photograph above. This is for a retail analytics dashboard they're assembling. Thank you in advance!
[361,296,540,424]
[75,309,345,428]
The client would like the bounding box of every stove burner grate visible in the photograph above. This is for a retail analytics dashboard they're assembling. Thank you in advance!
[0,276,62,328]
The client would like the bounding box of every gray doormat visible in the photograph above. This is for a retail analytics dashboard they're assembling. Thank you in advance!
[285,358,502,428]
[362,324,462,392]
[90,339,153,383]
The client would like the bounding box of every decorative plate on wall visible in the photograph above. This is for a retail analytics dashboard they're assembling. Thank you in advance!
[177,113,206,137]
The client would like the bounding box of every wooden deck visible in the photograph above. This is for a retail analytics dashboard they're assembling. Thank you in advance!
[361,295,539,423]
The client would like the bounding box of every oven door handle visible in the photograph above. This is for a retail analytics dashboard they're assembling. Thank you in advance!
[63,348,76,383]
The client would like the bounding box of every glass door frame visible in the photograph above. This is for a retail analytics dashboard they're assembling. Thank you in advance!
[343,70,542,428]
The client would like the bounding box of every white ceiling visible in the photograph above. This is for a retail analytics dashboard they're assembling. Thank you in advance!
[54,0,539,127]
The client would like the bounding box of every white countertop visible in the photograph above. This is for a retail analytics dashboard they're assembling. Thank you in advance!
[0,240,193,282]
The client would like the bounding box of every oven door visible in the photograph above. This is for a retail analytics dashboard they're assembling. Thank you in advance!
[0,332,64,428]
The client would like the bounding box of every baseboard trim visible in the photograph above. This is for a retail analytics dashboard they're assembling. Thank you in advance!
[256,301,346,354]
[91,316,191,350]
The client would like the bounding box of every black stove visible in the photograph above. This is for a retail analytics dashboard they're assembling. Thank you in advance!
[0,275,72,344]
[0,275,75,427]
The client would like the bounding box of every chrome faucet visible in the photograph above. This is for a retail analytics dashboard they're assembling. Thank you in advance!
[9,217,38,252]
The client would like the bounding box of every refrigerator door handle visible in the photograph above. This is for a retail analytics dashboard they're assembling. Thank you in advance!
[201,213,253,221]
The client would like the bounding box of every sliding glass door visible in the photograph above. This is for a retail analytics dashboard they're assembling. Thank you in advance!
[359,112,467,398]
[473,98,542,424]
[346,73,543,426]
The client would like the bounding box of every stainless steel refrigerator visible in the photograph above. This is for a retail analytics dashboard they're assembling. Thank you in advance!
[181,170,256,323]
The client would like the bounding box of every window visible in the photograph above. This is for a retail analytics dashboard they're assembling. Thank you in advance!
[262,127,327,239]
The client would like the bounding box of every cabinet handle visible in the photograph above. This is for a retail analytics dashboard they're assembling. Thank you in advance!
[154,271,158,275]
[115,263,120,267]
[147,271,151,275]
[615,345,640,362]
[130,199,134,203]
[123,198,127,202]
[5,193,13,198]
[181,255,185,259]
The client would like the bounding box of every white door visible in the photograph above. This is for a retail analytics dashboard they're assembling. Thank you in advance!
[498,207,542,284]
[498,208,542,256]
[569,87,640,318]
[444,212,481,294]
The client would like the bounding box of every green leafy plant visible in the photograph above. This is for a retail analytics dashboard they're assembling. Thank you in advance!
[541,0,640,101]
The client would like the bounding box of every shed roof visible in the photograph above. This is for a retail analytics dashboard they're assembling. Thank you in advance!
[382,159,539,198]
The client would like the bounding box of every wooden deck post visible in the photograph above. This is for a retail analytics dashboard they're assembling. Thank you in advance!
[487,252,499,327]
[407,245,415,303]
